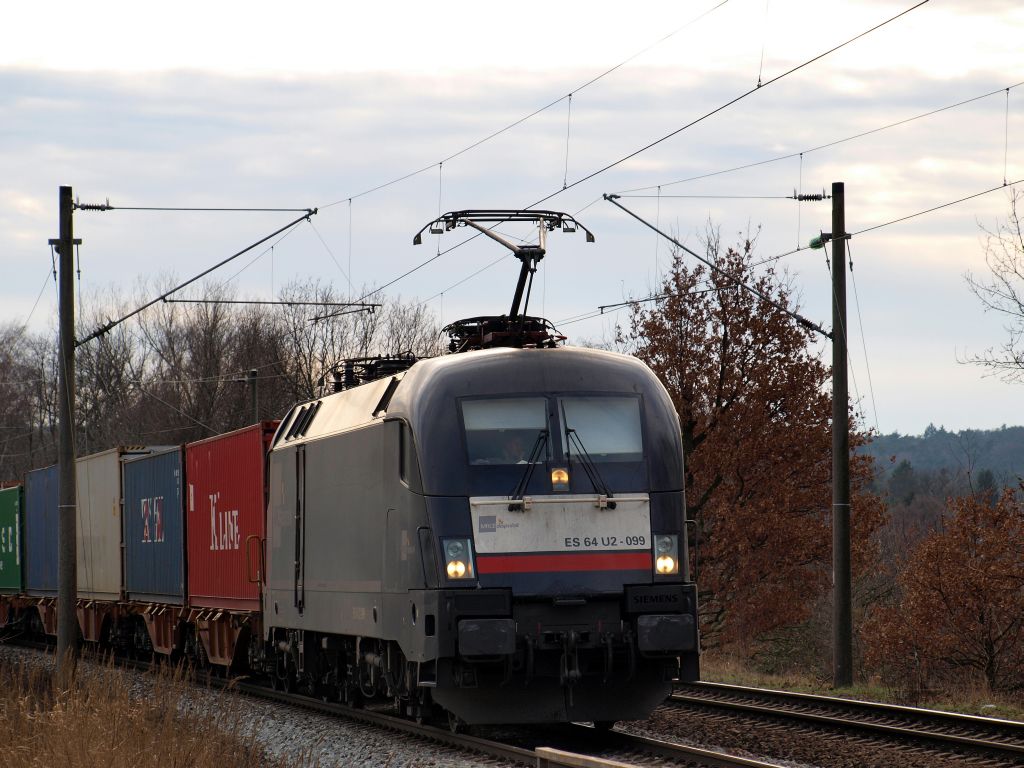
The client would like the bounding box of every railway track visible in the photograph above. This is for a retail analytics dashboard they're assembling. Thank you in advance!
[672,680,1024,766]
[236,680,784,768]
[2,639,780,768]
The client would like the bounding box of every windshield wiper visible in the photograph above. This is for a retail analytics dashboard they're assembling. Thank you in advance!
[564,427,617,509]
[508,429,548,509]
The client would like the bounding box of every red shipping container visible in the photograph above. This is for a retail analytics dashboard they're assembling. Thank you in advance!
[185,422,277,610]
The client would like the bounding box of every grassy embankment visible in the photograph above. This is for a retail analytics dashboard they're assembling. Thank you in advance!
[0,656,310,768]
[700,651,1024,722]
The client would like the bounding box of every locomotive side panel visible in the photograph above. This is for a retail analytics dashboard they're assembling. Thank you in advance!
[379,419,438,663]
[266,422,389,639]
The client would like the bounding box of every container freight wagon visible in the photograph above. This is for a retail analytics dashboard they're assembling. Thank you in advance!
[77,448,126,602]
[0,485,24,625]
[185,422,277,668]
[123,448,186,604]
[75,447,156,643]
[0,486,23,595]
[25,465,58,598]
[23,465,58,635]
[122,447,187,656]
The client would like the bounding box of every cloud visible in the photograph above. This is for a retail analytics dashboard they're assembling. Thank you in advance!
[2,0,1023,434]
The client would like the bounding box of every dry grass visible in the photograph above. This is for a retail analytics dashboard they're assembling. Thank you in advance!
[699,650,1024,722]
[0,655,305,768]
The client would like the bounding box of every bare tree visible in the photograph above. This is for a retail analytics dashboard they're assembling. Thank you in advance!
[4,276,444,474]
[0,319,68,479]
[276,280,441,400]
[76,287,149,453]
[965,190,1024,380]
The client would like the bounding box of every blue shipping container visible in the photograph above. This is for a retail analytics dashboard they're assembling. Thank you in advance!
[122,448,185,603]
[25,464,58,596]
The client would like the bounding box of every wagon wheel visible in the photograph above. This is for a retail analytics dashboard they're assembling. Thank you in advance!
[447,710,466,734]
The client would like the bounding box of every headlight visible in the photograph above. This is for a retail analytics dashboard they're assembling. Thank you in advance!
[442,537,475,580]
[446,540,464,559]
[656,555,677,574]
[653,534,679,575]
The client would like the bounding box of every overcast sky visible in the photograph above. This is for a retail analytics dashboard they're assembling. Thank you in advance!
[2,0,1022,435]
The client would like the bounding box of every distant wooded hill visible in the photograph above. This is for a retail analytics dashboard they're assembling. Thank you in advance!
[860,424,1024,482]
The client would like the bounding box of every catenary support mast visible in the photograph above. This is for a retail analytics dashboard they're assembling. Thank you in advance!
[52,185,79,670]
[831,181,852,688]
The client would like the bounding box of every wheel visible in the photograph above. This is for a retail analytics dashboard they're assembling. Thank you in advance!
[448,711,465,734]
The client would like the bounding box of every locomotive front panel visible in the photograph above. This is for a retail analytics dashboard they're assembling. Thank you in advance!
[409,354,700,724]
[469,494,653,592]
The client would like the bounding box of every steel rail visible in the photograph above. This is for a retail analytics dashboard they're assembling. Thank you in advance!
[5,640,779,767]
[563,723,786,767]
[674,681,1024,761]
[235,681,782,768]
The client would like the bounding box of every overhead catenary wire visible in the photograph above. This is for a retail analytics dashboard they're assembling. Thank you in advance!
[529,1,929,208]
[19,265,56,332]
[307,218,352,288]
[852,178,1023,237]
[1005,88,1011,186]
[618,78,1024,195]
[563,93,573,190]
[847,240,880,433]
[131,381,216,435]
[822,240,866,425]
[353,0,930,306]
[222,219,306,287]
[319,0,733,210]
[605,193,832,339]
[76,209,316,347]
[616,194,796,199]
[757,0,771,88]
[555,286,717,327]
[163,299,378,308]
[78,204,314,212]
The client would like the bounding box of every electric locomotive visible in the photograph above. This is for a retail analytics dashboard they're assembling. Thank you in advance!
[263,342,699,725]
[260,210,699,726]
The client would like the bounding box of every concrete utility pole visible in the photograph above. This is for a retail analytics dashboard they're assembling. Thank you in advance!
[831,181,852,688]
[51,185,79,671]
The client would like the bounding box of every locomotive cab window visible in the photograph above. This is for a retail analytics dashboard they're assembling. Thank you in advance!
[462,398,549,465]
[560,396,643,462]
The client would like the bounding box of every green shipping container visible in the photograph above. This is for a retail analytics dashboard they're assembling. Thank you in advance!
[0,486,22,593]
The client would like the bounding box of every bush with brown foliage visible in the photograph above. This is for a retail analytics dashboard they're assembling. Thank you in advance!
[863,487,1024,694]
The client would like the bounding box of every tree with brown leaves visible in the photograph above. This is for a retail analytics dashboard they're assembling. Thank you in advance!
[864,488,1024,692]
[620,231,884,648]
